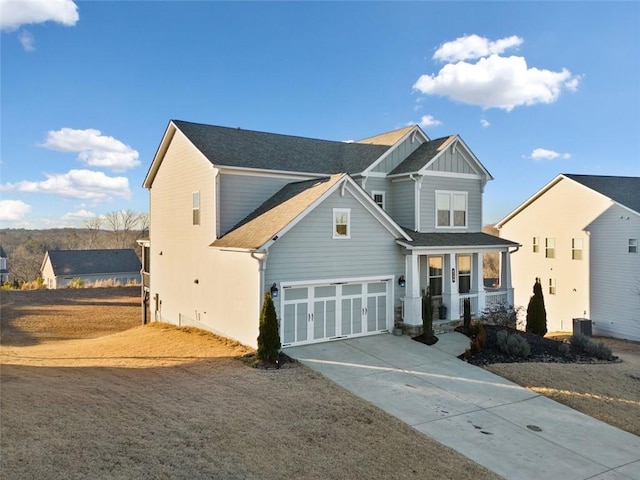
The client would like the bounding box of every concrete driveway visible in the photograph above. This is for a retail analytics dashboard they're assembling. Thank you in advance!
[286,333,640,480]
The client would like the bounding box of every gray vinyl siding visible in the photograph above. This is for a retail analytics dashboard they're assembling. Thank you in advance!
[362,176,392,213]
[426,149,477,174]
[420,176,482,232]
[219,173,300,235]
[265,188,405,306]
[389,179,415,229]
[372,135,423,174]
[588,205,640,341]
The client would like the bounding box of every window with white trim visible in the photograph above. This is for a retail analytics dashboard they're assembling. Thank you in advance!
[549,278,556,295]
[532,237,539,253]
[372,191,385,210]
[436,191,467,228]
[545,237,555,258]
[192,191,200,225]
[458,255,471,294]
[428,256,443,296]
[629,238,638,253]
[333,208,350,239]
[572,238,583,260]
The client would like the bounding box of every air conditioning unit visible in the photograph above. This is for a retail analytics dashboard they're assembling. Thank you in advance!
[572,318,592,337]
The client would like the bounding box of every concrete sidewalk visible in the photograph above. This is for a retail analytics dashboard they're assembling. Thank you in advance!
[286,333,640,480]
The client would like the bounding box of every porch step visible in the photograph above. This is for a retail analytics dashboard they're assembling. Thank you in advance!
[433,319,462,335]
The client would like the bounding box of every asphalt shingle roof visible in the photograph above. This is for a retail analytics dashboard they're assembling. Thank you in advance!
[212,174,346,250]
[400,230,520,248]
[390,136,454,175]
[46,249,141,276]
[174,120,390,175]
[564,174,640,214]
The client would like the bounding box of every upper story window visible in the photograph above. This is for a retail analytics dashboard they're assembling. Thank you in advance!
[532,237,539,253]
[192,192,200,225]
[572,238,583,260]
[333,208,351,239]
[545,237,555,258]
[629,238,638,253]
[372,191,385,210]
[436,191,467,228]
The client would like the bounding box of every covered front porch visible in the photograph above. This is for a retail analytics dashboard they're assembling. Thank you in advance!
[396,232,520,328]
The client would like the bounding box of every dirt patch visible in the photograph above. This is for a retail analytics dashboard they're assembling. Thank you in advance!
[1,288,500,480]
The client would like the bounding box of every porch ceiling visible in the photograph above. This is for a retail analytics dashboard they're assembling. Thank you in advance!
[398,230,520,250]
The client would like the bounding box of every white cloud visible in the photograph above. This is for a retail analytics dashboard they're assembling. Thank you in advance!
[418,115,442,128]
[41,128,140,172]
[0,0,78,31]
[18,30,35,51]
[433,34,523,63]
[528,148,571,161]
[62,209,96,221]
[0,199,32,221]
[0,169,131,201]
[480,118,491,127]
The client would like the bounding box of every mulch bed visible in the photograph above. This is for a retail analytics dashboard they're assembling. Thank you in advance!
[241,351,298,369]
[457,324,619,365]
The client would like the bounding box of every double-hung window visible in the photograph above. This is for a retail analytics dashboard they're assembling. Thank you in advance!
[192,192,200,225]
[436,191,467,228]
[428,256,443,296]
[629,239,638,253]
[372,191,385,210]
[458,255,471,294]
[333,208,350,239]
[572,238,583,260]
[532,237,539,253]
[545,238,555,258]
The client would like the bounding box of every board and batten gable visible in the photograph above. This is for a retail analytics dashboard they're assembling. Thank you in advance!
[148,129,262,347]
[587,203,640,341]
[371,133,424,174]
[218,172,308,235]
[499,178,611,332]
[419,176,483,233]
[389,179,415,229]
[424,145,478,175]
[265,186,405,315]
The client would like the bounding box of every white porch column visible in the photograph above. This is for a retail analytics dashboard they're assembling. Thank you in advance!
[501,250,515,306]
[403,252,422,326]
[475,253,486,314]
[444,253,458,320]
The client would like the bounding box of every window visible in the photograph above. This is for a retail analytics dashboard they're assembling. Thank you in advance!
[545,238,555,258]
[629,238,638,253]
[428,256,443,296]
[192,192,200,225]
[333,208,350,239]
[532,237,539,253]
[549,278,556,295]
[436,191,467,228]
[458,255,471,294]
[572,238,583,260]
[372,191,385,210]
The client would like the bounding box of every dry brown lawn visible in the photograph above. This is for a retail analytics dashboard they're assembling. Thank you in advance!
[1,288,500,480]
[485,334,640,436]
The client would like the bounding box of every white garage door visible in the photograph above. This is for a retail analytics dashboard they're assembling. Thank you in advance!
[280,278,391,347]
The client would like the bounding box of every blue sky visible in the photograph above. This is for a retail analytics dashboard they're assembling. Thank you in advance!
[1,0,639,228]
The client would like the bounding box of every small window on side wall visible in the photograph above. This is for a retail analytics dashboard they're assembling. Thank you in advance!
[192,192,200,225]
[629,238,638,253]
[545,238,555,258]
[572,238,583,260]
[333,208,350,239]
[549,278,556,295]
[372,191,385,210]
[533,237,539,253]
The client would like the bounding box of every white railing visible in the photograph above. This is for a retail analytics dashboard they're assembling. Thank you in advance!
[458,294,478,317]
[485,290,508,309]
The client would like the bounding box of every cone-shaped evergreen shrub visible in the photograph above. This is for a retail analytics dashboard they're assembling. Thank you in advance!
[422,289,434,339]
[463,298,472,332]
[526,279,547,337]
[257,292,281,362]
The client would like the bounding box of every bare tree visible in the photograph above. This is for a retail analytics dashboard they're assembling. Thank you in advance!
[137,212,150,238]
[85,217,103,249]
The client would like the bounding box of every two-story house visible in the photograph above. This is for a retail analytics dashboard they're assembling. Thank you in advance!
[497,174,640,341]
[143,120,519,348]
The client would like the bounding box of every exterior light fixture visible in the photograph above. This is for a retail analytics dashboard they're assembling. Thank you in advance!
[398,275,406,288]
[270,283,279,298]
[452,268,456,282]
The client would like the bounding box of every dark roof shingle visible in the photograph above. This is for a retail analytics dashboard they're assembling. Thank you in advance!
[174,120,390,174]
[46,249,141,276]
[400,230,520,248]
[564,174,640,214]
[390,136,454,175]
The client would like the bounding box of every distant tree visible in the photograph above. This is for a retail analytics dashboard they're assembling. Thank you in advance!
[85,217,103,249]
[526,278,547,336]
[104,209,141,248]
[257,292,280,363]
[137,212,150,237]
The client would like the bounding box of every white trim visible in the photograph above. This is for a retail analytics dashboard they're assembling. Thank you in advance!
[218,165,325,180]
[364,171,387,178]
[281,274,392,288]
[435,190,468,229]
[333,208,351,239]
[421,171,484,180]
[419,135,493,180]
[371,190,386,210]
[362,125,429,176]
[395,242,515,254]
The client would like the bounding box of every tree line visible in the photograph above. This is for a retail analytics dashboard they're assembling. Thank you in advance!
[1,210,148,284]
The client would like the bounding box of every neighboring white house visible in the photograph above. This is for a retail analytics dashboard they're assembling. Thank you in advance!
[0,245,8,283]
[142,120,519,348]
[41,249,142,289]
[497,174,640,341]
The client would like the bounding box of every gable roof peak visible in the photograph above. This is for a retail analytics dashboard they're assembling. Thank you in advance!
[356,125,429,146]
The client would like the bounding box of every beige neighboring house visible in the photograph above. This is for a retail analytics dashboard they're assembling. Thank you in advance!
[497,174,640,341]
[41,249,142,289]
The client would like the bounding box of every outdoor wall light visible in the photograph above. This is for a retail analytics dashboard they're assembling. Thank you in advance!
[451,268,456,282]
[398,275,406,288]
[270,283,279,298]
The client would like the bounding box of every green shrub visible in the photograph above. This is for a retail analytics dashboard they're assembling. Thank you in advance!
[585,340,613,360]
[479,304,520,329]
[526,279,547,336]
[570,333,590,349]
[257,292,281,363]
[558,343,571,357]
[496,330,531,358]
[463,298,471,332]
[422,289,434,339]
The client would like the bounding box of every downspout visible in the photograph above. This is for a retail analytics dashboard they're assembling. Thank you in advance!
[410,174,423,231]
[251,250,269,301]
